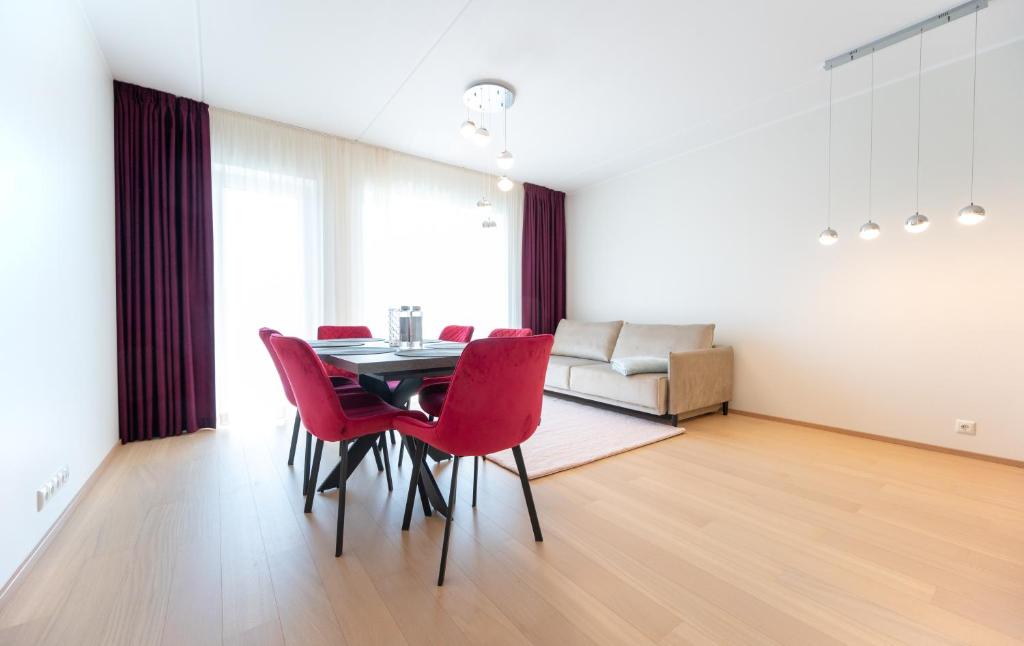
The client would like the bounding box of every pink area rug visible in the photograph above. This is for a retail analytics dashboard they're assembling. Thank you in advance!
[487,396,685,479]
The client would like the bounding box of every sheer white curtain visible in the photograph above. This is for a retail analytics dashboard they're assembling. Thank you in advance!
[210,109,522,423]
[344,141,522,338]
[210,112,329,427]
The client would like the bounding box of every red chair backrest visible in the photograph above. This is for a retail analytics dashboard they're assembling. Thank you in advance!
[488,328,533,338]
[434,335,553,456]
[270,335,347,442]
[259,327,296,406]
[439,325,474,343]
[318,325,373,340]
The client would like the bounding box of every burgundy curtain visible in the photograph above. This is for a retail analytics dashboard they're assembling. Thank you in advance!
[521,183,566,335]
[114,81,215,442]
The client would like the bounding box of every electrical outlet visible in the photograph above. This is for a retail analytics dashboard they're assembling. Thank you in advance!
[35,467,70,512]
[956,419,977,435]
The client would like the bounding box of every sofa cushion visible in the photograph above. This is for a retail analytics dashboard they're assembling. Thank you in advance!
[545,355,604,389]
[551,319,624,361]
[610,323,714,361]
[569,363,668,414]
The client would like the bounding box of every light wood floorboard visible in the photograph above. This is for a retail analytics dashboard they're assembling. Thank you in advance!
[1,411,1022,645]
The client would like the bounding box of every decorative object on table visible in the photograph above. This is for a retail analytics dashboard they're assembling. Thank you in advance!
[399,305,423,350]
[387,307,401,346]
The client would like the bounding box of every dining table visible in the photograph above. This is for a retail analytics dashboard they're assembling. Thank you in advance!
[309,338,464,518]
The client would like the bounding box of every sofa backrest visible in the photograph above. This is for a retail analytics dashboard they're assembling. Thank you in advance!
[551,319,623,361]
[610,323,714,360]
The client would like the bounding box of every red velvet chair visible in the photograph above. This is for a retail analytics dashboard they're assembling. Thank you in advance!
[394,334,553,585]
[438,325,474,343]
[271,334,426,556]
[487,327,534,338]
[317,325,374,381]
[260,327,391,495]
[417,328,534,419]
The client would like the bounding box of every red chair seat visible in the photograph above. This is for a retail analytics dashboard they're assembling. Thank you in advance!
[417,383,448,418]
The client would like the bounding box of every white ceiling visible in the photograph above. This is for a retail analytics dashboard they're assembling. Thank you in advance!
[80,0,1024,191]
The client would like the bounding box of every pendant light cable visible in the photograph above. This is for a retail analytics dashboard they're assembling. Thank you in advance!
[826,68,833,228]
[868,51,875,220]
[968,9,979,203]
[914,30,924,213]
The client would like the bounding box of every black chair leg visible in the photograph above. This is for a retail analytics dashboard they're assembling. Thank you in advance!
[302,431,312,496]
[472,456,478,507]
[304,439,324,514]
[437,456,460,586]
[402,440,426,530]
[397,437,405,467]
[371,442,384,472]
[336,441,349,557]
[379,434,393,492]
[287,411,301,466]
[389,429,396,445]
[512,445,542,541]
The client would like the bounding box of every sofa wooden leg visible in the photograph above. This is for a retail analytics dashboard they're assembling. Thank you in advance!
[722,401,729,416]
[670,414,679,427]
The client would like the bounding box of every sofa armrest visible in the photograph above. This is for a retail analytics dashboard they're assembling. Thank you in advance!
[668,346,733,415]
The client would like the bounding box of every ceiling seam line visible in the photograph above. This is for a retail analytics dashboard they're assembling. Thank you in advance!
[193,0,206,101]
[355,0,474,141]
[564,31,1024,193]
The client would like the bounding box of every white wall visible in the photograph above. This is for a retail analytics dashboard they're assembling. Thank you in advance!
[567,39,1024,461]
[0,1,118,586]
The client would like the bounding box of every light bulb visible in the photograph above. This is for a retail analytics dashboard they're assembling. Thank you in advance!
[459,120,477,139]
[818,227,839,246]
[859,221,881,240]
[497,175,513,192]
[496,150,515,170]
[957,203,985,225]
[473,126,491,147]
[904,212,930,233]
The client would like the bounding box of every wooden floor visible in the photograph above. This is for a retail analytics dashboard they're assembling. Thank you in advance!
[1,411,1023,646]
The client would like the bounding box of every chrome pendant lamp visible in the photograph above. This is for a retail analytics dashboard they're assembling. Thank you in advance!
[904,30,930,234]
[860,51,881,241]
[959,8,986,225]
[818,68,839,246]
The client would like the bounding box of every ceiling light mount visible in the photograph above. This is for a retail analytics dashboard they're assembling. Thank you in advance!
[823,0,987,70]
[462,82,515,113]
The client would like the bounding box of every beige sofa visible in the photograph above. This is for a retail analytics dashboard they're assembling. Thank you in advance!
[544,320,733,424]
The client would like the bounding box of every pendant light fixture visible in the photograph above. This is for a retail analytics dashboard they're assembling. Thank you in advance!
[959,8,986,225]
[473,114,491,147]
[905,30,930,234]
[818,68,839,246]
[860,51,881,241]
[478,172,496,229]
[459,107,477,139]
[496,103,515,170]
[460,82,517,191]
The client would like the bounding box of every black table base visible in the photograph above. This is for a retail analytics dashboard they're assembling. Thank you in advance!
[317,374,450,517]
